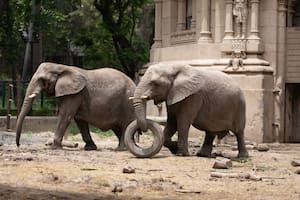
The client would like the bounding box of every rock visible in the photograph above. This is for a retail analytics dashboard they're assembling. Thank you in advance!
[249,174,262,181]
[231,145,255,151]
[212,157,232,169]
[291,160,300,167]
[26,157,34,161]
[256,144,269,152]
[0,141,3,146]
[112,186,123,193]
[295,169,300,175]
[123,166,135,174]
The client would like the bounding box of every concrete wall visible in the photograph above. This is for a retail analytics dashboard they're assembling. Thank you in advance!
[0,116,58,133]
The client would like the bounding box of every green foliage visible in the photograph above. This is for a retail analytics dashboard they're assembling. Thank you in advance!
[68,125,115,138]
[0,0,154,81]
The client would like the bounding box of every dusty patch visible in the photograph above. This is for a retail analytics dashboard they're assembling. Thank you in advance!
[0,131,300,200]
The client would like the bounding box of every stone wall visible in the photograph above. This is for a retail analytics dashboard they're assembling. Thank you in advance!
[0,116,58,133]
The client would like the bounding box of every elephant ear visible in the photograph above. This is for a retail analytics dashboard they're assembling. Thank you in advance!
[167,68,204,106]
[55,70,87,97]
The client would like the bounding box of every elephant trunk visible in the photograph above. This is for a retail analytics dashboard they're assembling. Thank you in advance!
[16,78,41,146]
[133,85,148,132]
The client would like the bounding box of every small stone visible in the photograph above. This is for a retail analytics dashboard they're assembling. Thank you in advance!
[256,144,269,152]
[123,166,135,174]
[295,169,300,175]
[291,160,300,167]
[152,185,164,191]
[112,186,123,193]
[212,157,232,169]
[0,142,3,146]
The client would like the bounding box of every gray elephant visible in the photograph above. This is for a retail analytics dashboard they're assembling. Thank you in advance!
[16,62,136,151]
[133,63,249,158]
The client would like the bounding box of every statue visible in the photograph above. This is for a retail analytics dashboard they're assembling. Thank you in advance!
[233,0,248,38]
[226,50,247,71]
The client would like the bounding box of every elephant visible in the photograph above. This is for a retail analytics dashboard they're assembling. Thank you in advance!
[133,63,249,158]
[16,62,136,151]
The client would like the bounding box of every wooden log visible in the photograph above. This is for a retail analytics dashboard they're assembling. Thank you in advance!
[210,172,250,179]
[210,172,262,181]
[212,157,232,169]
[46,139,79,148]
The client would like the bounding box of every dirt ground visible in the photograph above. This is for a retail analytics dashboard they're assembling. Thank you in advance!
[0,131,299,200]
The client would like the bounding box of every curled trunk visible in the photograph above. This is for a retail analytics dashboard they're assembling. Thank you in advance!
[133,86,148,131]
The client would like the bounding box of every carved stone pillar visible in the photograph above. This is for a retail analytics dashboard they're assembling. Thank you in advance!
[152,0,163,48]
[249,0,260,39]
[214,0,222,42]
[198,0,212,42]
[176,0,186,31]
[191,0,196,29]
[274,0,288,142]
[224,0,234,39]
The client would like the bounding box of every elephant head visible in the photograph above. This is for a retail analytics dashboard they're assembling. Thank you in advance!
[133,63,203,131]
[16,62,87,146]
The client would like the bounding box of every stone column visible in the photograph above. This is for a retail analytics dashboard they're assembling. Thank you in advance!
[199,0,212,42]
[274,0,288,142]
[176,0,186,31]
[249,0,260,39]
[214,0,222,43]
[191,0,197,29]
[152,0,162,48]
[224,0,234,39]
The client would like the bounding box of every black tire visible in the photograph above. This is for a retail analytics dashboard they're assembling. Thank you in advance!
[125,119,164,158]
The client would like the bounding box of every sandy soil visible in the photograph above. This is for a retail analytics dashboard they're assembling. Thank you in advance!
[0,131,299,200]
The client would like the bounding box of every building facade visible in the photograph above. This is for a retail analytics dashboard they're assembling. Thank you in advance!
[149,0,300,143]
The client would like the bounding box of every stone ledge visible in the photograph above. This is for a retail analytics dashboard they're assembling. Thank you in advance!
[0,116,58,133]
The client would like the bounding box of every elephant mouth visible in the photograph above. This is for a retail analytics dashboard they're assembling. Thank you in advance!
[153,98,164,105]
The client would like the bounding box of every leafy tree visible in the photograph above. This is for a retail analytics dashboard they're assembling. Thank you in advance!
[93,0,153,80]
[0,0,154,81]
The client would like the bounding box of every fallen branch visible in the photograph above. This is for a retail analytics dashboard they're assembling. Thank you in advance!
[210,172,262,181]
[176,189,201,194]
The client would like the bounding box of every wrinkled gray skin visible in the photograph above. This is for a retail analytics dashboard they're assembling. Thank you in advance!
[133,63,248,158]
[16,62,136,151]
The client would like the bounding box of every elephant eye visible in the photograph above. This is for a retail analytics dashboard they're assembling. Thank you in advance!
[40,78,48,88]
[151,80,160,87]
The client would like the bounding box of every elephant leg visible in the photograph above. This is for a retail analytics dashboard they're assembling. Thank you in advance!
[74,118,97,151]
[163,114,178,155]
[234,131,249,158]
[113,128,127,151]
[197,131,216,157]
[52,96,80,149]
[176,117,191,156]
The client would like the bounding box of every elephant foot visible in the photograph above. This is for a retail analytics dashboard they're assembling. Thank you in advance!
[50,143,62,150]
[164,141,178,155]
[115,145,127,151]
[84,143,97,151]
[176,150,189,157]
[196,148,214,158]
[196,151,215,158]
[237,150,249,159]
